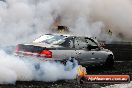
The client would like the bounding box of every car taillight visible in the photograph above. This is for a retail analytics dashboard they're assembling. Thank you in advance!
[15,45,19,53]
[40,50,52,58]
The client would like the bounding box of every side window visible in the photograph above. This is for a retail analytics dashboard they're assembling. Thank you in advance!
[60,37,74,48]
[85,38,99,50]
[74,37,88,49]
[85,38,97,46]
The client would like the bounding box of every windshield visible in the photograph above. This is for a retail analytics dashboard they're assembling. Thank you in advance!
[33,35,66,45]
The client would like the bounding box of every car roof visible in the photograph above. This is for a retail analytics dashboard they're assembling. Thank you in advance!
[33,33,98,44]
[45,33,93,38]
[45,33,72,37]
[35,33,97,40]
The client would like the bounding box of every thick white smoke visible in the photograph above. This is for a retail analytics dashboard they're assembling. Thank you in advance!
[0,0,132,46]
[0,0,132,85]
[0,50,78,84]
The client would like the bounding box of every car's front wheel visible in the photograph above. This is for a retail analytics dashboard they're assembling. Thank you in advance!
[104,54,114,68]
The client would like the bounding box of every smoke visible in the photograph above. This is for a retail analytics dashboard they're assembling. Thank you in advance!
[90,0,132,41]
[0,0,132,46]
[0,0,132,84]
[0,50,78,84]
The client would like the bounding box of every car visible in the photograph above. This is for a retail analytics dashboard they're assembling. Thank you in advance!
[15,34,114,68]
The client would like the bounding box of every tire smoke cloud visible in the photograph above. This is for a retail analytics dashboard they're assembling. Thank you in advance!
[0,50,78,84]
[0,0,132,84]
[0,0,132,46]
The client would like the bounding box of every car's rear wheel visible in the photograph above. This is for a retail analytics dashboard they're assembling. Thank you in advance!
[104,54,114,69]
[63,57,78,70]
[62,57,76,64]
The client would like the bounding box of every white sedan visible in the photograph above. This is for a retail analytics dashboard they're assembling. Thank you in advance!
[15,34,114,68]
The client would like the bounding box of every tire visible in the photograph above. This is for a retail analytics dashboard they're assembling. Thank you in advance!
[64,57,77,71]
[104,54,114,69]
[77,76,86,84]
[63,57,76,65]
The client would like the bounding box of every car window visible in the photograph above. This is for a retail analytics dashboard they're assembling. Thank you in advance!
[34,35,66,45]
[85,38,98,46]
[60,37,74,48]
[74,37,88,49]
[74,37,99,49]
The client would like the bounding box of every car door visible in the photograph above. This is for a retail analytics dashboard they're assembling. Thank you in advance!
[51,37,77,60]
[51,48,77,60]
[73,37,107,64]
[84,38,108,61]
[73,37,92,63]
